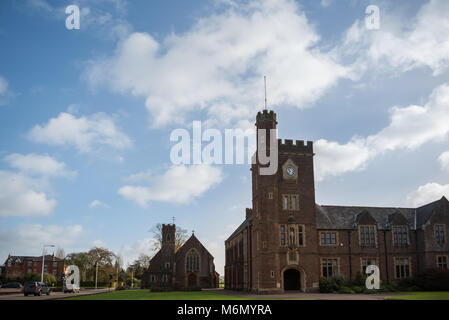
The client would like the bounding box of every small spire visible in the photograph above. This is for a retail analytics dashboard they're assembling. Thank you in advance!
[172,216,175,225]
[192,229,195,235]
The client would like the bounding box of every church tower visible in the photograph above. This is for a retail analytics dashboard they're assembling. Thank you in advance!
[250,109,319,293]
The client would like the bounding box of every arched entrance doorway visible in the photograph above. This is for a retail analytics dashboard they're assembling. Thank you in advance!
[283,269,301,290]
[188,273,197,287]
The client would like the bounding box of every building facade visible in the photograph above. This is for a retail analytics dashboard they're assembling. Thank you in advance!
[225,109,449,293]
[142,224,219,289]
[3,254,64,280]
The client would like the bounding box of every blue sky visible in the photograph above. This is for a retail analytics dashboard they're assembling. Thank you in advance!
[1,0,449,274]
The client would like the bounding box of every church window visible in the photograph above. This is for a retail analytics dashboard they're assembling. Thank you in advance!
[392,225,408,246]
[435,224,445,245]
[186,250,200,273]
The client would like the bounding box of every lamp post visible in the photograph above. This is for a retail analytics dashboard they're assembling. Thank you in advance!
[41,244,55,282]
[95,261,98,290]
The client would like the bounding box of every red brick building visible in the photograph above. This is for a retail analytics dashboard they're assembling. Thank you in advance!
[225,109,449,293]
[3,254,64,280]
[142,224,219,289]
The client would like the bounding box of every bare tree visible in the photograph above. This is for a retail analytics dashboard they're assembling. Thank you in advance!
[151,223,188,252]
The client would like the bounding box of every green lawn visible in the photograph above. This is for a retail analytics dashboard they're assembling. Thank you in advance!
[386,292,449,300]
[66,289,249,300]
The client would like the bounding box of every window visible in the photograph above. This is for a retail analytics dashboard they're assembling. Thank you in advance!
[437,256,448,269]
[270,271,275,278]
[162,274,168,282]
[283,195,289,210]
[321,258,338,278]
[361,258,377,274]
[27,261,32,267]
[320,231,338,246]
[435,224,445,245]
[282,194,299,211]
[52,270,57,275]
[268,192,273,199]
[392,225,408,246]
[53,262,58,267]
[186,250,200,273]
[395,258,410,279]
[151,275,156,282]
[359,225,376,247]
[165,262,170,269]
[298,225,304,247]
[280,225,286,246]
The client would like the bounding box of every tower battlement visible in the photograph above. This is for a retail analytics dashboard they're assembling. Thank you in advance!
[278,139,313,154]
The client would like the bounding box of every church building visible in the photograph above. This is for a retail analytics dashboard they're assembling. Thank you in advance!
[142,224,219,289]
[225,109,449,293]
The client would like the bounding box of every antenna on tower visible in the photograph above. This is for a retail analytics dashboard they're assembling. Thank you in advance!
[264,75,267,110]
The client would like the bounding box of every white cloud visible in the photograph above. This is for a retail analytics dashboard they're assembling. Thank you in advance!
[118,238,157,267]
[315,83,449,180]
[0,171,56,217]
[85,0,352,127]
[0,75,8,95]
[118,164,223,206]
[341,0,449,76]
[320,0,334,8]
[27,112,132,153]
[438,151,449,171]
[123,170,152,183]
[89,200,109,208]
[4,153,76,177]
[0,224,84,262]
[406,183,449,207]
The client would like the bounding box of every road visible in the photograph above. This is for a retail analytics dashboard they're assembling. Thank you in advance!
[0,288,110,300]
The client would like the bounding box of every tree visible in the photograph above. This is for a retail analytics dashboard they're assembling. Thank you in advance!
[127,254,151,280]
[151,223,188,252]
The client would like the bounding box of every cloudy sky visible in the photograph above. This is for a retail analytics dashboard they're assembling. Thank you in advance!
[1,0,449,275]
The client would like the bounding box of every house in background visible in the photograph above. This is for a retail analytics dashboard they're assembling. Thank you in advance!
[3,254,64,280]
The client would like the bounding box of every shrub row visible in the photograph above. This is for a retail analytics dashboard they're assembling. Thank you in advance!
[319,269,449,294]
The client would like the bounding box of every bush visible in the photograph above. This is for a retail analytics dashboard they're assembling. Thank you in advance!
[319,276,348,293]
[397,276,417,290]
[183,286,201,291]
[150,287,172,292]
[414,269,449,291]
[353,271,367,287]
[352,286,367,293]
[115,285,127,291]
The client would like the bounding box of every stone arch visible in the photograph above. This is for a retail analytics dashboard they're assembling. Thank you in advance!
[280,265,307,292]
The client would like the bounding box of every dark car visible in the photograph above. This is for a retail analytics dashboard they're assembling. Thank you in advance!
[2,282,22,288]
[24,282,51,296]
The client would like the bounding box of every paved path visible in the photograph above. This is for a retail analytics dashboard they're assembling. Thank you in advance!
[0,288,111,300]
[213,289,405,300]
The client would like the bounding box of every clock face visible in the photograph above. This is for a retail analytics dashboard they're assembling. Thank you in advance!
[286,166,295,176]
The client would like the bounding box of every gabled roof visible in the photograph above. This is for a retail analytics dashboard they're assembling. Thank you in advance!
[176,233,214,258]
[316,204,415,230]
[225,216,253,242]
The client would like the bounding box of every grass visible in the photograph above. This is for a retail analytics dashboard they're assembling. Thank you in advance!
[66,289,249,300]
[386,291,449,300]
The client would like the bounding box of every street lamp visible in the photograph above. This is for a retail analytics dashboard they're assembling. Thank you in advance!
[41,244,55,282]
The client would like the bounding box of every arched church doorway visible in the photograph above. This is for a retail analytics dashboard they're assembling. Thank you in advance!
[283,268,301,290]
[188,273,197,287]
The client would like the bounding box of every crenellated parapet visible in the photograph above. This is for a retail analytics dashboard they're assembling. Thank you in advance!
[278,138,313,154]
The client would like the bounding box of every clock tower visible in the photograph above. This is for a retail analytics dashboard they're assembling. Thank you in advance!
[250,109,319,293]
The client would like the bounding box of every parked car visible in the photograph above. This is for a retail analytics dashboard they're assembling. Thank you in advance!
[2,282,22,288]
[24,282,50,296]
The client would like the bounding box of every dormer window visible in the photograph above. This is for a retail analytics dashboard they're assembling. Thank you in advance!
[359,225,376,247]
[435,224,445,245]
[392,225,409,246]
